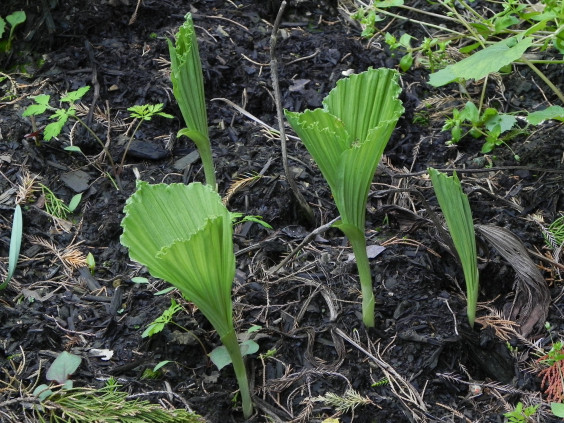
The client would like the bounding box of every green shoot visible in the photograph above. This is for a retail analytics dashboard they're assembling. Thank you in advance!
[0,11,26,52]
[120,103,173,172]
[121,182,252,418]
[231,213,273,229]
[39,184,81,220]
[168,14,216,189]
[86,252,96,274]
[142,298,183,338]
[504,402,539,423]
[0,205,22,291]
[429,168,479,327]
[285,68,404,327]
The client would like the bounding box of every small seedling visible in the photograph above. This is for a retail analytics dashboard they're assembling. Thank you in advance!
[209,325,260,370]
[429,168,479,327]
[504,402,539,423]
[120,103,173,172]
[39,184,81,220]
[142,298,183,338]
[0,205,22,291]
[0,11,26,52]
[442,101,521,158]
[231,213,272,229]
[86,252,96,275]
[23,87,119,180]
[33,351,82,400]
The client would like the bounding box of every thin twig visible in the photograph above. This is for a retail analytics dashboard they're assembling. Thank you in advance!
[270,0,315,226]
[267,216,341,276]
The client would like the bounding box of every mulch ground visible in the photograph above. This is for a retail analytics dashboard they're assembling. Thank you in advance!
[1,0,564,422]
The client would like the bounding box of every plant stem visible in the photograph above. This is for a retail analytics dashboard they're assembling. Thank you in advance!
[220,330,253,419]
[198,140,217,190]
[519,56,564,104]
[349,234,375,328]
[73,115,121,188]
[120,119,144,174]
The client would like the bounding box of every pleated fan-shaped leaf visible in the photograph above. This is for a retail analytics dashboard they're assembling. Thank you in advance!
[323,67,404,144]
[168,13,208,144]
[284,68,404,327]
[120,182,234,336]
[429,168,479,327]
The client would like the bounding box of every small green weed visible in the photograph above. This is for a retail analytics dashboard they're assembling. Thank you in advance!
[0,10,26,52]
[39,184,81,220]
[504,402,539,423]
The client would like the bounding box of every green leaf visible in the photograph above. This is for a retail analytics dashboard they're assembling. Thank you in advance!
[121,182,235,338]
[459,102,479,123]
[33,384,53,401]
[131,277,149,284]
[429,36,534,86]
[526,105,564,125]
[153,360,172,372]
[44,117,67,141]
[46,351,82,384]
[209,340,259,370]
[399,52,413,72]
[64,146,83,153]
[0,205,22,291]
[551,402,564,417]
[68,193,82,212]
[0,17,6,39]
[23,94,51,116]
[61,86,90,103]
[483,112,517,133]
[429,168,478,327]
[6,11,26,28]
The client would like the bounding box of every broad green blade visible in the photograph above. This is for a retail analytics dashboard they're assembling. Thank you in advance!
[429,168,479,327]
[156,216,235,337]
[337,120,400,229]
[284,108,350,191]
[168,13,209,143]
[121,182,229,283]
[323,67,404,144]
[429,36,533,87]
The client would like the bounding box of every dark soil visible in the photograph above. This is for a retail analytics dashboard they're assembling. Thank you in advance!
[1,0,563,422]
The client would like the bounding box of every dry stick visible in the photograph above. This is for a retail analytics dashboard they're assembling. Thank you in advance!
[267,216,341,276]
[334,328,428,413]
[270,0,315,226]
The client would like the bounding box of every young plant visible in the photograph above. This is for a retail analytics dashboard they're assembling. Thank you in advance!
[121,103,173,171]
[22,87,118,177]
[0,10,26,52]
[285,68,404,327]
[429,168,479,327]
[442,101,521,157]
[504,402,539,423]
[142,298,183,338]
[168,14,216,189]
[120,182,252,418]
[0,204,22,291]
[39,184,81,220]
